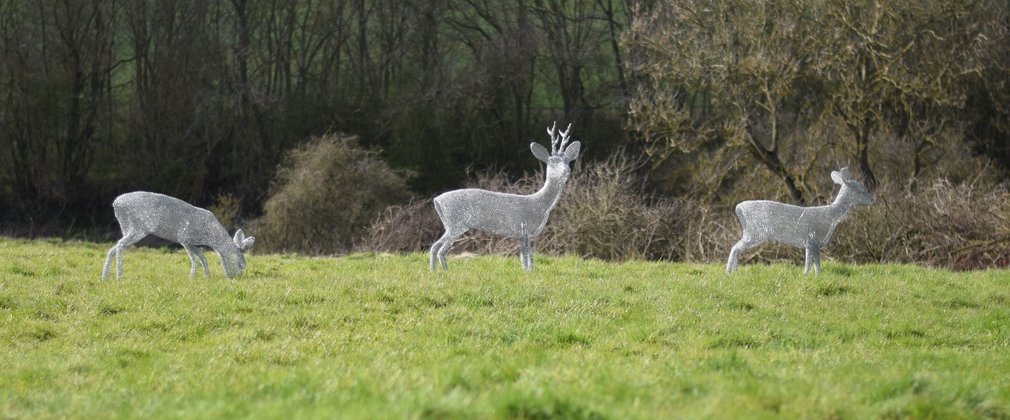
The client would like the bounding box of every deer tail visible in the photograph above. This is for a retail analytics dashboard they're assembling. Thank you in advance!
[734,203,748,231]
[433,197,447,223]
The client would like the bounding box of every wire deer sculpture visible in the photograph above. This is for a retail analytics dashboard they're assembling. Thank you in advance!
[101,191,255,278]
[726,167,874,274]
[429,122,582,271]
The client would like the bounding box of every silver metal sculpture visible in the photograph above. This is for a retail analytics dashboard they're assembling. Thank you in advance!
[429,121,582,271]
[726,167,874,274]
[101,191,255,278]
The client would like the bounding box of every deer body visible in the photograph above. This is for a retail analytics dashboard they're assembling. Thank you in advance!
[726,168,874,274]
[434,181,564,238]
[101,191,254,278]
[429,122,581,271]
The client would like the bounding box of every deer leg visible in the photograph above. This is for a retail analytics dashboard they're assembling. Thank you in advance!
[804,248,812,274]
[726,241,742,273]
[528,239,536,270]
[198,251,210,277]
[812,248,822,275]
[430,229,457,271]
[191,246,210,277]
[436,228,465,271]
[726,238,757,273]
[102,245,118,278]
[183,245,210,277]
[520,236,531,271]
[116,247,123,278]
[518,237,526,270]
[184,245,198,277]
[429,231,449,271]
[110,231,145,278]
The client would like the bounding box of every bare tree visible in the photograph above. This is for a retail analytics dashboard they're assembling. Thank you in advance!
[0,0,635,233]
[802,0,1007,189]
[626,0,822,203]
[0,0,119,208]
[626,0,1010,201]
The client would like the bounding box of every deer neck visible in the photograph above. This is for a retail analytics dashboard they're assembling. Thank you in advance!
[207,232,241,274]
[204,229,233,253]
[531,174,568,213]
[828,186,857,221]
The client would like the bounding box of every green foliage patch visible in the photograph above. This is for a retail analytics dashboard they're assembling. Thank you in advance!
[1,238,1008,418]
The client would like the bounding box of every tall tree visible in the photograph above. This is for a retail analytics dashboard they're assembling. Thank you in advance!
[626,0,1010,201]
[626,0,821,203]
[1,0,119,209]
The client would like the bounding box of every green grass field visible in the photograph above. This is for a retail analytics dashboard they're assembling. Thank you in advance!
[1,238,1009,418]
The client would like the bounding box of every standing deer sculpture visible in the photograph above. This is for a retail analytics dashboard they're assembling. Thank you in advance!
[429,121,581,271]
[726,167,874,274]
[101,191,255,278]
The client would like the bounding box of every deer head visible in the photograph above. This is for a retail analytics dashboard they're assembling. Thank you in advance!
[221,229,255,277]
[831,167,875,206]
[530,121,581,183]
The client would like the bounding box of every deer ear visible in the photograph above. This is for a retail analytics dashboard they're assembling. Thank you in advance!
[839,167,854,180]
[233,229,245,245]
[530,143,550,163]
[830,170,844,185]
[241,236,255,251]
[562,141,581,162]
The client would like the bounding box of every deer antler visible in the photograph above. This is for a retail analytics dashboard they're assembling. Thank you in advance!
[547,121,573,155]
[547,121,559,154]
[558,123,572,154]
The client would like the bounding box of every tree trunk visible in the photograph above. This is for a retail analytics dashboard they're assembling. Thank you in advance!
[856,122,878,189]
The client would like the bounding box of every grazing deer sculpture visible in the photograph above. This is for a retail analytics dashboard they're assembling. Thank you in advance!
[101,191,255,278]
[429,121,581,271]
[726,167,874,274]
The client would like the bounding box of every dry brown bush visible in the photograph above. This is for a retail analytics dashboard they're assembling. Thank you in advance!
[361,150,1010,271]
[252,133,411,255]
[360,153,696,261]
[693,178,1010,271]
[357,198,441,254]
[540,153,684,261]
[356,172,527,256]
[831,180,1010,270]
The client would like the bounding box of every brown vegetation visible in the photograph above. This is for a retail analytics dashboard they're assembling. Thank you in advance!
[362,155,1010,271]
[625,0,1010,205]
[361,154,690,261]
[832,180,1010,270]
[253,134,410,254]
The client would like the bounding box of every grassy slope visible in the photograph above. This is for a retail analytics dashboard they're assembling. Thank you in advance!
[1,238,1008,419]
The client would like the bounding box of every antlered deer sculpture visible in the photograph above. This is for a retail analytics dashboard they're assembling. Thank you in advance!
[726,167,874,274]
[101,191,255,278]
[429,122,581,271]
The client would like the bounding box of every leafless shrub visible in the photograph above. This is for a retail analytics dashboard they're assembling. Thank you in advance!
[360,153,695,260]
[539,153,683,260]
[703,176,1010,271]
[832,179,1010,270]
[358,170,541,256]
[356,198,441,254]
[361,149,1010,270]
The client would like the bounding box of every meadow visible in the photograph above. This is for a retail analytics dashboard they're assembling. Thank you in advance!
[1,238,1009,418]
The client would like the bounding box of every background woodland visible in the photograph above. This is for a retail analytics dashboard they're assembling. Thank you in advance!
[2,0,1009,268]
